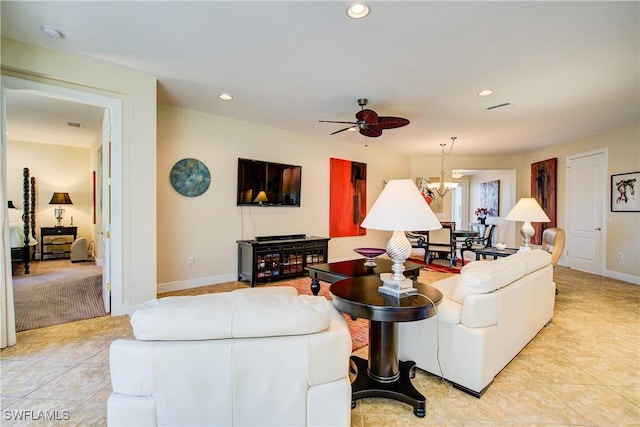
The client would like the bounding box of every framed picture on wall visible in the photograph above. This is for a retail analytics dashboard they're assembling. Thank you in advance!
[329,158,367,237]
[480,180,500,217]
[531,158,557,245]
[611,171,639,212]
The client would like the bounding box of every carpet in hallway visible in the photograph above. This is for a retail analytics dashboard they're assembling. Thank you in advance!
[13,262,106,332]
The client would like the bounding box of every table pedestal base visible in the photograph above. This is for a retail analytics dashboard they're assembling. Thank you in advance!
[350,356,426,417]
[310,277,321,296]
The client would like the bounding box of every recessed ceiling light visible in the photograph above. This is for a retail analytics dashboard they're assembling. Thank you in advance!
[40,25,64,40]
[478,89,494,97]
[347,3,370,19]
[347,127,357,132]
[219,93,233,101]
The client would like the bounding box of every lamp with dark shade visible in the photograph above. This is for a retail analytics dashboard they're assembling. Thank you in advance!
[49,192,73,227]
[361,179,442,297]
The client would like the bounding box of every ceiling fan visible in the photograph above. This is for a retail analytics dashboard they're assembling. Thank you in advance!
[319,98,410,138]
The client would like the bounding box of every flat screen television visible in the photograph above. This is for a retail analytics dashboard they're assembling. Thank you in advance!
[237,158,302,206]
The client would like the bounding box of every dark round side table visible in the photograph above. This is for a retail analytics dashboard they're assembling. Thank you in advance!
[329,276,442,417]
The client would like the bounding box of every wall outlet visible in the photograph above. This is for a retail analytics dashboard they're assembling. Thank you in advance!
[617,252,623,260]
[188,256,195,264]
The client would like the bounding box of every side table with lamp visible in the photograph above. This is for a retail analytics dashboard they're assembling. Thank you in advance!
[505,197,551,251]
[41,192,76,260]
[329,179,444,417]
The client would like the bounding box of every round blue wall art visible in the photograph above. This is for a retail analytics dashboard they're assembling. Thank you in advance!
[170,158,211,197]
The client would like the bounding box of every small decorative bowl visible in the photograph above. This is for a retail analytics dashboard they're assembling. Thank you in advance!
[495,243,507,250]
[353,247,386,267]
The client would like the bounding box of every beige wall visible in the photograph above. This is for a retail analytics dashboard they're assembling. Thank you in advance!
[3,38,637,292]
[520,122,640,280]
[157,104,411,290]
[7,140,93,250]
[411,154,521,219]
[411,123,639,283]
[2,38,158,312]
[468,169,517,247]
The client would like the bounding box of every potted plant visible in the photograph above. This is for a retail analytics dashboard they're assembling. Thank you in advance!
[475,207,488,224]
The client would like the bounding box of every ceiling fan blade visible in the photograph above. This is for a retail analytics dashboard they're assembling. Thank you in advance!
[359,125,382,138]
[319,120,359,124]
[377,116,410,129]
[355,109,379,124]
[330,126,356,135]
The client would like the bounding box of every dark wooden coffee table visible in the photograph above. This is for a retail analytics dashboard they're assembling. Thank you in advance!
[305,258,422,296]
[473,246,518,260]
[329,276,442,417]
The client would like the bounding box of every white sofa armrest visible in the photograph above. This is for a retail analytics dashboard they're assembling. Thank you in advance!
[434,298,462,325]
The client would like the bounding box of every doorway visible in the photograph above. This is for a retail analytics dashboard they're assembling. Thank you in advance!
[566,149,607,274]
[451,180,469,229]
[1,75,124,324]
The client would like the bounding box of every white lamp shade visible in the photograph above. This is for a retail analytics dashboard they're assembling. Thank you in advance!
[361,179,442,231]
[505,198,551,222]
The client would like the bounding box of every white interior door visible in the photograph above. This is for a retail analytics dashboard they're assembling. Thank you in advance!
[101,109,111,313]
[566,150,606,274]
[451,181,469,229]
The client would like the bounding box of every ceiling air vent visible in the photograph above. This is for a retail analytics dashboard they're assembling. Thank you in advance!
[67,122,84,128]
[486,103,512,111]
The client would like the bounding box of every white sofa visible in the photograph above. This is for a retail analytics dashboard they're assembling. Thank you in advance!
[397,249,555,397]
[107,287,352,426]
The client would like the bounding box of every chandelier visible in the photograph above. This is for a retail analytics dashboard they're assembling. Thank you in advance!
[427,136,459,197]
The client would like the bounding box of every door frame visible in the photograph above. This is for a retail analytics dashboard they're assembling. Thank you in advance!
[565,148,607,274]
[451,180,469,229]
[1,75,123,315]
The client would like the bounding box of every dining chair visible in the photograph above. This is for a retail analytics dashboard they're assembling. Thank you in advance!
[461,224,497,264]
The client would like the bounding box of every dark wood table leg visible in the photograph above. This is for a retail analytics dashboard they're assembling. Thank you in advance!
[310,276,321,296]
[350,320,426,417]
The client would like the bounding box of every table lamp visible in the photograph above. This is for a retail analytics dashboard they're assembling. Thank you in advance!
[49,192,73,227]
[505,197,550,251]
[253,190,268,205]
[361,179,442,297]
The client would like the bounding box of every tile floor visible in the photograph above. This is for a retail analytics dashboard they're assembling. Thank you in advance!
[1,266,639,426]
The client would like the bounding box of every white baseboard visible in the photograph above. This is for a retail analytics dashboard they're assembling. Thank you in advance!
[157,273,239,294]
[604,269,640,285]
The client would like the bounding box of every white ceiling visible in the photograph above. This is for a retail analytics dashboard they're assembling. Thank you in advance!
[2,1,638,155]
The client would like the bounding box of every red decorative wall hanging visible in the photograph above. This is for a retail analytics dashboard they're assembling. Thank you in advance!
[530,158,557,244]
[330,158,367,237]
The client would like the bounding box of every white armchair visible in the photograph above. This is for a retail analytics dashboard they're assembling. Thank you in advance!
[108,287,352,426]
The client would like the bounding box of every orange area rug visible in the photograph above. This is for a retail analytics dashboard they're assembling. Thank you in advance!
[408,257,461,274]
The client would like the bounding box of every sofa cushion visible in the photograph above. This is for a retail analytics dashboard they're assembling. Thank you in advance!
[451,249,551,304]
[519,249,552,274]
[452,256,526,304]
[131,286,332,341]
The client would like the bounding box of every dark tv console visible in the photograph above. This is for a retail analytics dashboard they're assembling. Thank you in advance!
[237,235,330,286]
